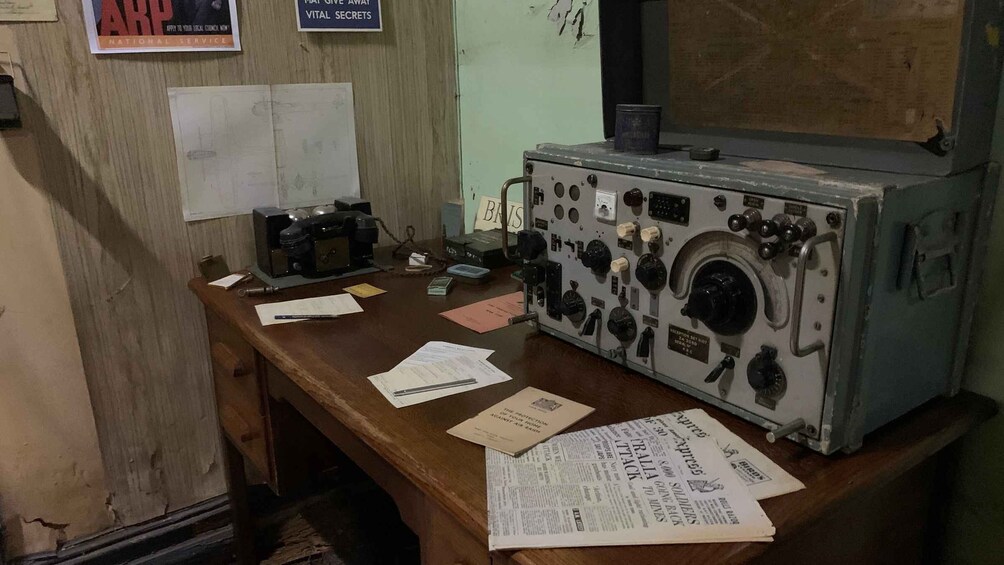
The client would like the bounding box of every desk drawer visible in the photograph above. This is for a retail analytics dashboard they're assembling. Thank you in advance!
[206,312,270,479]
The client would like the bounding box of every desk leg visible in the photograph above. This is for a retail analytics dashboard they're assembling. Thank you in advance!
[222,435,257,565]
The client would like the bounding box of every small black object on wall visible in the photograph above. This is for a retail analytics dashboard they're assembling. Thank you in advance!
[0,73,22,130]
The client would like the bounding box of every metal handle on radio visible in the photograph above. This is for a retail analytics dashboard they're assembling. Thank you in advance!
[790,231,839,358]
[499,175,532,261]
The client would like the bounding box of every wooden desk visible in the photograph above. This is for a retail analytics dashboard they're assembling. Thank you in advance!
[190,248,995,565]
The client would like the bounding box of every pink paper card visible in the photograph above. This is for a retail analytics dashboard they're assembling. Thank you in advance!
[440,291,525,334]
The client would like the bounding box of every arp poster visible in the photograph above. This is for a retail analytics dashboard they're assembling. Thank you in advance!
[82,0,241,54]
[296,0,382,32]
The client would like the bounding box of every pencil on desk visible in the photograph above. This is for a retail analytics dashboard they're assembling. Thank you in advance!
[392,378,478,397]
[274,314,341,320]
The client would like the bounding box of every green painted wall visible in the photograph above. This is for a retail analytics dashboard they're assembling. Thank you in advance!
[454,5,1003,561]
[940,74,1004,564]
[454,0,604,231]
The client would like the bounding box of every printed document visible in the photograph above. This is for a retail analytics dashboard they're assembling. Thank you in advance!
[440,291,525,334]
[254,294,363,326]
[487,434,775,550]
[369,356,511,408]
[448,387,594,456]
[605,409,804,500]
[393,341,494,369]
[0,0,56,21]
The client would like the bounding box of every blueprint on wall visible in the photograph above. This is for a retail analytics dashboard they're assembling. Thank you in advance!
[168,83,360,221]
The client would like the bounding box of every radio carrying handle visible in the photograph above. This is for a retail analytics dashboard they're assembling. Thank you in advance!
[790,231,839,357]
[499,175,532,261]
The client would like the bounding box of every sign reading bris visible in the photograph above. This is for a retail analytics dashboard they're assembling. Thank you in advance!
[296,0,382,32]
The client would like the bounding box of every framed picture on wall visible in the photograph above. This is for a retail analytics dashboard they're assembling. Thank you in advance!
[82,0,242,53]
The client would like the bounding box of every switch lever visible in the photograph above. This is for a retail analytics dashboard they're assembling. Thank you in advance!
[636,327,655,358]
[580,309,602,336]
[704,355,735,383]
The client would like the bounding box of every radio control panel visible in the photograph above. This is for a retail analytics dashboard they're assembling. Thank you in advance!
[519,160,845,443]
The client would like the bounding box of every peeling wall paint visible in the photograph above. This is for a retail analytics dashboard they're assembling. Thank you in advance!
[455,0,603,231]
[0,30,114,559]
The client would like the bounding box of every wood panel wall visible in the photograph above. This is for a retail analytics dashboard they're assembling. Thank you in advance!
[11,0,460,525]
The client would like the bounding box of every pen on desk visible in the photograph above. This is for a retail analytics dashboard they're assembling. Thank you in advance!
[392,378,478,397]
[273,314,341,320]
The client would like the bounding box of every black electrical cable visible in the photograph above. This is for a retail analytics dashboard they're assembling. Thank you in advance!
[373,218,451,276]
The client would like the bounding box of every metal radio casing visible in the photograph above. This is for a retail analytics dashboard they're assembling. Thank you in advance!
[515,142,998,454]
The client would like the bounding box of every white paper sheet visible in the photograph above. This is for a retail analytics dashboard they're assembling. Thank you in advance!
[208,273,247,289]
[394,341,494,369]
[168,83,360,221]
[254,294,363,326]
[0,0,56,21]
[272,83,360,208]
[369,356,511,408]
[169,85,278,221]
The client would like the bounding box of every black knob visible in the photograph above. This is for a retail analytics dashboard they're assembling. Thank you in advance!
[581,240,612,275]
[579,309,602,337]
[747,345,784,393]
[758,219,779,238]
[606,307,638,342]
[704,356,736,383]
[682,261,757,336]
[728,208,761,232]
[780,218,817,243]
[636,327,655,358]
[635,254,668,291]
[516,230,547,261]
[758,241,782,260]
[624,188,644,207]
[560,291,586,322]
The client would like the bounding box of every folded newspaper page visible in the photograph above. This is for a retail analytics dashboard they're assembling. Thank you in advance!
[487,432,775,550]
[605,409,804,500]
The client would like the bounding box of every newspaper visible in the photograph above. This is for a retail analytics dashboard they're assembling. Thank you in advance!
[604,409,804,500]
[487,433,775,550]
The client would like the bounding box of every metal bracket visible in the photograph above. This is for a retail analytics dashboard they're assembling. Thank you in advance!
[897,211,960,300]
[500,175,531,261]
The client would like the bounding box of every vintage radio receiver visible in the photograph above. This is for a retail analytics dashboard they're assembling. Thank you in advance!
[501,144,998,454]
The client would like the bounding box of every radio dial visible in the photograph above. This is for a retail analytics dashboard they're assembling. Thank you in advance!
[728,209,762,232]
[610,256,630,273]
[606,307,638,343]
[635,254,668,291]
[560,291,587,322]
[747,346,785,395]
[682,261,757,336]
[623,188,645,207]
[516,230,547,261]
[617,222,639,239]
[581,240,612,275]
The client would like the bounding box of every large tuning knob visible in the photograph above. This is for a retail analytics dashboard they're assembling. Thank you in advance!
[635,254,667,291]
[560,291,586,322]
[758,214,791,238]
[581,240,612,275]
[747,345,786,396]
[606,307,638,343]
[681,261,757,336]
[516,230,547,261]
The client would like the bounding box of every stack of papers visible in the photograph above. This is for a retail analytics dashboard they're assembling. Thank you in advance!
[369,342,511,408]
[487,409,805,550]
[254,294,363,326]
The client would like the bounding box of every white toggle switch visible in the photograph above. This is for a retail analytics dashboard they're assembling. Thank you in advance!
[610,256,630,273]
[640,226,662,243]
[594,190,618,222]
[616,222,638,239]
